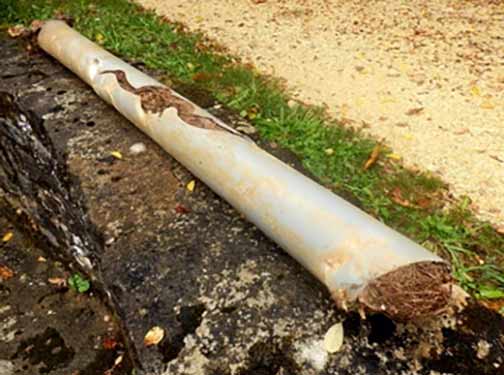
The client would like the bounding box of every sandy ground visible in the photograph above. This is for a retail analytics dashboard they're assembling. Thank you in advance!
[138,0,504,225]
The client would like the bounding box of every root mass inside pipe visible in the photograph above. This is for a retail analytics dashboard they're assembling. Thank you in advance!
[359,261,453,320]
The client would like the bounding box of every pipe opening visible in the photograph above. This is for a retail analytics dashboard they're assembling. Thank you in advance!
[359,261,453,321]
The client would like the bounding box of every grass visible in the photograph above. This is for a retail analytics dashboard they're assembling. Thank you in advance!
[2,0,503,309]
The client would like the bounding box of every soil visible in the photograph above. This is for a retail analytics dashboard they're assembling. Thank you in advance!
[137,0,504,225]
[1,33,503,375]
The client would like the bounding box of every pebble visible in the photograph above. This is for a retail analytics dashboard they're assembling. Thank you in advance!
[129,142,147,155]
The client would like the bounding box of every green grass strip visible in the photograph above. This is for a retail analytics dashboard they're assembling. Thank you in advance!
[2,0,503,309]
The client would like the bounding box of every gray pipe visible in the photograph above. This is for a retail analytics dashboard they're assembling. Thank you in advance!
[38,21,455,320]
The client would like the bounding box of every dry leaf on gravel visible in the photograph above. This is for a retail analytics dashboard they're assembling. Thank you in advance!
[48,277,67,287]
[103,337,119,350]
[405,107,424,116]
[363,144,381,170]
[175,204,190,214]
[2,231,13,242]
[110,151,123,160]
[0,265,14,280]
[324,322,344,353]
[144,326,164,346]
[186,180,196,192]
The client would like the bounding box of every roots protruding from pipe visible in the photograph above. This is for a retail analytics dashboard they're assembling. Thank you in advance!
[359,261,453,321]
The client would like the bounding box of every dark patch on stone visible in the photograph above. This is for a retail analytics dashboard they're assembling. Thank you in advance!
[12,328,74,374]
[238,341,299,375]
[423,303,504,375]
[368,314,396,344]
[159,304,206,362]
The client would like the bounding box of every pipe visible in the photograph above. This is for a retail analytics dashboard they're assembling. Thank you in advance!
[37,21,455,320]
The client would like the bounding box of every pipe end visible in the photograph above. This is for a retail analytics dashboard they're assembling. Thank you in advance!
[357,261,453,321]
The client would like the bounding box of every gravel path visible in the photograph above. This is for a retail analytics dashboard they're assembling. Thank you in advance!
[138,0,504,225]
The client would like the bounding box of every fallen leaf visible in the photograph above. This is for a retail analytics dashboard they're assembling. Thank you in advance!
[390,187,410,207]
[103,337,118,350]
[324,322,344,353]
[186,180,195,192]
[144,326,164,347]
[48,277,67,287]
[405,107,424,116]
[480,100,495,109]
[454,128,470,135]
[403,134,414,141]
[37,256,47,262]
[95,33,105,44]
[325,148,334,156]
[416,197,432,209]
[490,155,503,163]
[114,355,123,366]
[386,153,401,160]
[0,265,14,280]
[192,72,212,82]
[496,225,504,235]
[2,231,13,242]
[363,144,381,170]
[7,25,27,38]
[110,151,123,160]
[470,86,481,97]
[175,204,190,214]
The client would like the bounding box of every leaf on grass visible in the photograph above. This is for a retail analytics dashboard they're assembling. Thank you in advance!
[0,265,14,280]
[390,187,410,207]
[68,273,90,293]
[363,144,380,170]
[324,148,334,156]
[415,197,432,209]
[386,153,401,160]
[324,322,344,353]
[186,180,195,192]
[192,72,212,82]
[144,326,164,347]
[479,287,504,300]
[2,231,13,242]
[95,33,105,44]
[405,107,424,116]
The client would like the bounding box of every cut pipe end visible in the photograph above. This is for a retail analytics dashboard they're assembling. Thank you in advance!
[357,261,453,321]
